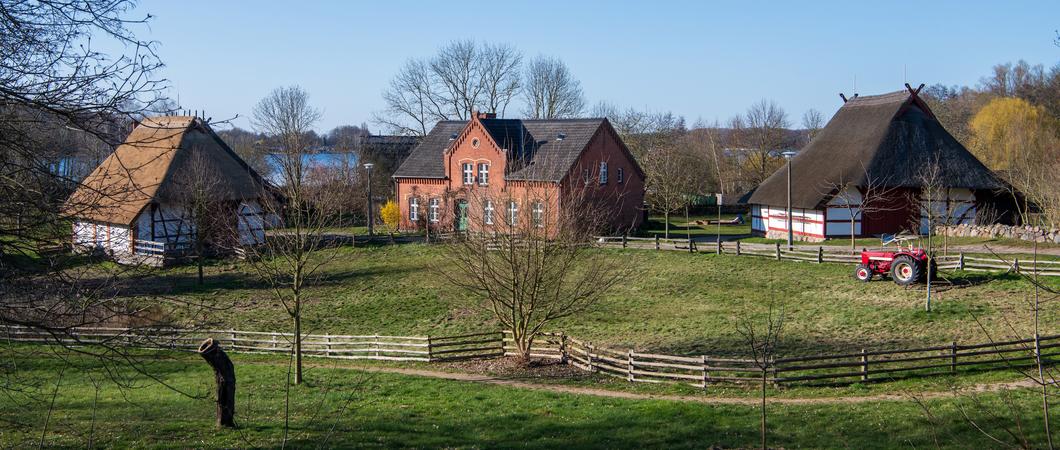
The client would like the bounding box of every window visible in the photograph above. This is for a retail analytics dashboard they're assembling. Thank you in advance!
[599,162,608,185]
[429,198,440,223]
[409,197,419,222]
[583,168,591,184]
[484,199,494,225]
[617,167,625,184]
[478,163,489,185]
[508,201,518,225]
[462,163,474,185]
[532,201,544,228]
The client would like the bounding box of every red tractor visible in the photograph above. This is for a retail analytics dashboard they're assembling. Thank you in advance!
[854,235,937,286]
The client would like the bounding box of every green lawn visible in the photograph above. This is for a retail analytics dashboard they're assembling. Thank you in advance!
[0,348,1050,449]
[127,243,1060,359]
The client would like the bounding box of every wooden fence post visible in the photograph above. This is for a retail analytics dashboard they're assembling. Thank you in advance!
[950,341,957,374]
[271,332,278,352]
[622,234,627,249]
[817,246,824,264]
[587,342,595,373]
[958,252,965,271]
[716,239,722,255]
[775,242,781,260]
[628,350,635,382]
[427,335,433,361]
[702,355,709,389]
[373,334,379,358]
[655,235,660,250]
[861,349,869,381]
[325,335,332,357]
[1013,258,1020,273]
[735,240,741,256]
[559,333,568,364]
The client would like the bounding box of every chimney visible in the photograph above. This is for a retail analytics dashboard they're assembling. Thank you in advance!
[476,111,497,120]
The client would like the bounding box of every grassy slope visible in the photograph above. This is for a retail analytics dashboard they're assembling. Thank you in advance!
[151,243,1060,358]
[0,350,1048,449]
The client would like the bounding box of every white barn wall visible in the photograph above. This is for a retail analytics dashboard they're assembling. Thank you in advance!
[825,186,862,236]
[72,221,131,255]
[920,188,977,234]
[754,205,825,240]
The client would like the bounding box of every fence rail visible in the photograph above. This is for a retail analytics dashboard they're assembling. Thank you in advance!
[0,326,502,363]
[7,325,1057,387]
[596,236,1060,277]
[502,330,1060,387]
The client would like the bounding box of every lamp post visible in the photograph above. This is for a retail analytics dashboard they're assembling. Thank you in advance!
[364,163,374,236]
[781,151,798,249]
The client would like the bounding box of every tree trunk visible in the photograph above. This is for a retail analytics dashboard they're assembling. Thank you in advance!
[664,210,670,239]
[198,338,236,428]
[294,313,303,384]
[197,255,205,285]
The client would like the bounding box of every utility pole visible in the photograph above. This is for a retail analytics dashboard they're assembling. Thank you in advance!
[782,151,797,249]
[364,163,375,236]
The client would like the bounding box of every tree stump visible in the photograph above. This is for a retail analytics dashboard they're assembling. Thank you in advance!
[198,338,236,428]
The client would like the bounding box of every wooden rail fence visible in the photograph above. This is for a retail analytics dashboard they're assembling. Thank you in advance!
[503,331,1060,387]
[596,236,1060,277]
[7,325,1057,387]
[0,326,503,363]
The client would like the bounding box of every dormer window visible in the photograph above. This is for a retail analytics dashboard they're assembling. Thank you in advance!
[478,163,489,185]
[462,163,474,185]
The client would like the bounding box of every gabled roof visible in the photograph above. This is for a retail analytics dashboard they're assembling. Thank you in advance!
[392,117,635,182]
[747,89,1007,209]
[64,116,269,225]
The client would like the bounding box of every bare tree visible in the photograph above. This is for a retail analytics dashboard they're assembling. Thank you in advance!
[243,86,333,384]
[172,150,237,285]
[436,182,632,361]
[744,99,791,186]
[522,56,586,119]
[818,167,901,253]
[377,40,523,135]
[801,108,824,142]
[641,140,703,238]
[736,304,785,450]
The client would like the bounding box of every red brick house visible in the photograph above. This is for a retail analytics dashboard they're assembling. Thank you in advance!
[392,113,645,234]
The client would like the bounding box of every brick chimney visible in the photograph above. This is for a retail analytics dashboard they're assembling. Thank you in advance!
[476,111,497,120]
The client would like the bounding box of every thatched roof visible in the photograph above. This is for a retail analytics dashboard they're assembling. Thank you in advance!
[64,116,269,226]
[747,89,1007,209]
[393,118,642,182]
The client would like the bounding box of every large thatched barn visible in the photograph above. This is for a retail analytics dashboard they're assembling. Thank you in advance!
[64,116,273,265]
[747,86,1012,241]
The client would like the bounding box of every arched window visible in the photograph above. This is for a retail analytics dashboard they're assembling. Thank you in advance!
[484,199,495,225]
[429,198,440,223]
[507,201,518,225]
[409,197,419,222]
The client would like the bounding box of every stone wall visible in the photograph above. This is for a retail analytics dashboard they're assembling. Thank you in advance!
[937,223,1060,244]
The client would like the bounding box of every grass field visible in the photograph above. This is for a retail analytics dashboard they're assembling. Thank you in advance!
[124,242,1060,360]
[0,348,1049,449]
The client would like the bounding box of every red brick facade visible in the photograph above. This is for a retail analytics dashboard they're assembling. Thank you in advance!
[394,113,645,234]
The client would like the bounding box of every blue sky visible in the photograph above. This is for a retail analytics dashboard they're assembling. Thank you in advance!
[121,1,1059,132]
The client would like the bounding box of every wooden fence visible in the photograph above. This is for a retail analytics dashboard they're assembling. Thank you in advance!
[503,331,1060,387]
[0,326,503,363]
[597,236,1060,277]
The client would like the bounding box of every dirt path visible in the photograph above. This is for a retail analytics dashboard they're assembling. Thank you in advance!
[288,362,1038,406]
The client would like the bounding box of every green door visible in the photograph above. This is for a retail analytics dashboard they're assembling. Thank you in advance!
[456,201,469,231]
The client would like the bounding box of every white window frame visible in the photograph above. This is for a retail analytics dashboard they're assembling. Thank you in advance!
[617,167,625,184]
[507,201,518,226]
[478,163,489,186]
[484,199,494,225]
[462,163,474,185]
[532,201,544,228]
[599,162,608,185]
[429,198,440,223]
[409,197,419,222]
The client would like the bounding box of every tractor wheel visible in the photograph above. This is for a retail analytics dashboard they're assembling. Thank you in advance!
[891,255,921,286]
[854,264,873,282]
